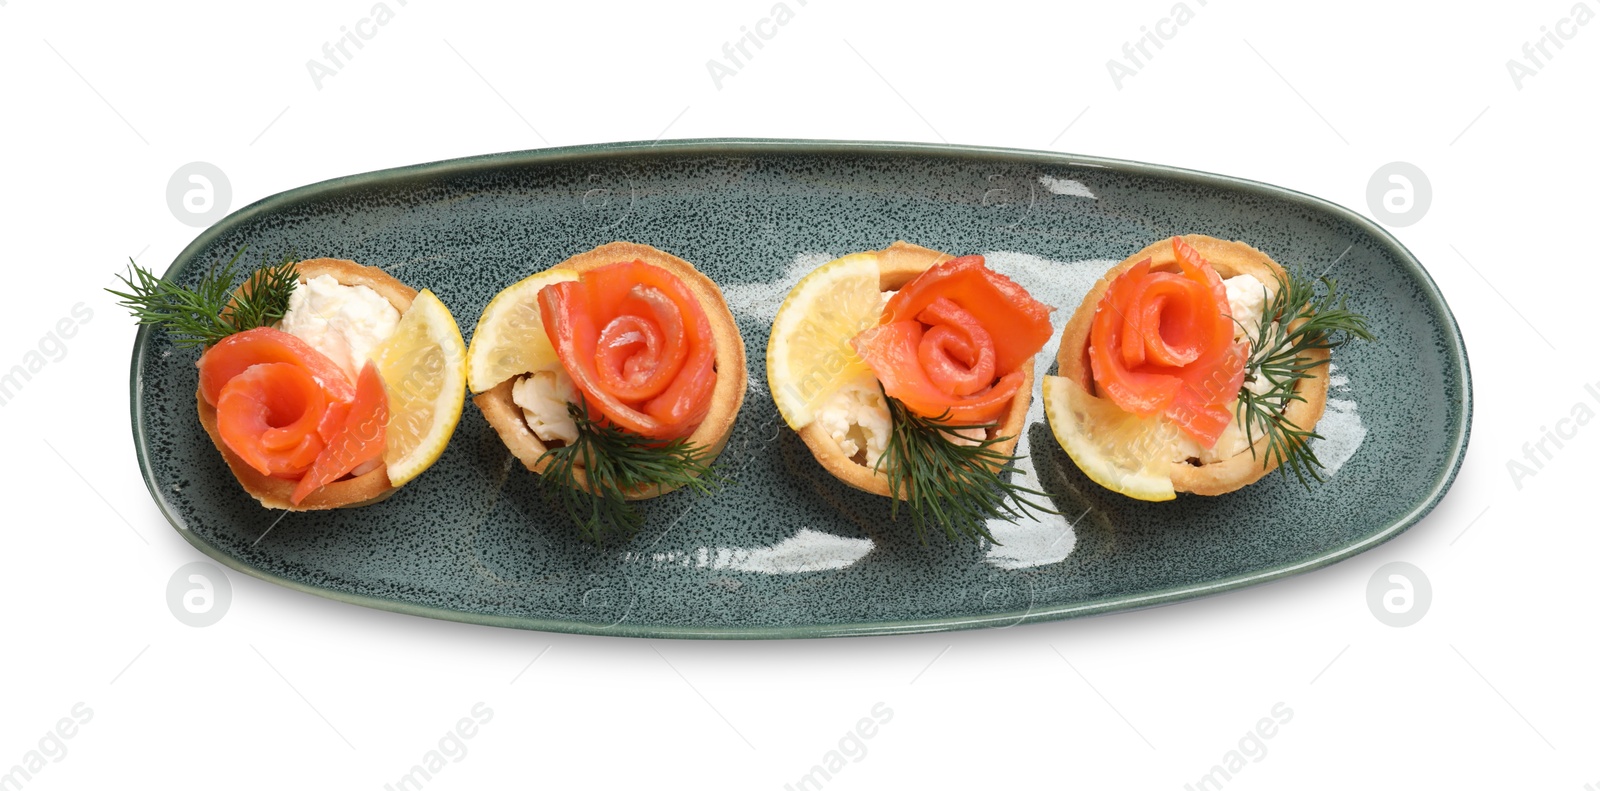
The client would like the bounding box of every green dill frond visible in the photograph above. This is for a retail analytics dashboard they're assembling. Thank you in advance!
[108,249,299,347]
[536,401,721,546]
[1235,268,1374,487]
[877,393,1056,546]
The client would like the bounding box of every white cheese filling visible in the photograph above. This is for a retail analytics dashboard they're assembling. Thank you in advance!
[1169,273,1279,463]
[1223,273,1268,344]
[816,375,893,467]
[817,289,996,466]
[512,368,580,445]
[1172,410,1260,464]
[279,274,401,381]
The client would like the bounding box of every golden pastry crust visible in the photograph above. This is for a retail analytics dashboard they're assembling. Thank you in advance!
[796,241,1035,499]
[1055,234,1329,496]
[195,257,418,511]
[473,242,748,500]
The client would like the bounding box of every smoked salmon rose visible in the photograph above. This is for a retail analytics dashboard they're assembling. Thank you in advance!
[851,255,1053,425]
[767,242,1054,506]
[176,257,468,511]
[538,260,718,440]
[1048,234,1363,499]
[1087,236,1248,447]
[468,242,748,506]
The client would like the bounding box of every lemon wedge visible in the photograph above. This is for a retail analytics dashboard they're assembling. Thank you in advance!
[370,289,468,488]
[766,252,884,429]
[465,269,580,395]
[1042,374,1178,501]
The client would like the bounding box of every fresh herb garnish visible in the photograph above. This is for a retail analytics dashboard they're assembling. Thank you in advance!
[877,393,1056,545]
[537,401,720,546]
[1235,269,1374,486]
[109,249,299,347]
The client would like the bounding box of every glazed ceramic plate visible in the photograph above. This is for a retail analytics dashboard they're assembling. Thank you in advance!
[130,139,1471,638]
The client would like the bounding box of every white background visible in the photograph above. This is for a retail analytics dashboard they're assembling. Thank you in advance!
[2,1,1596,788]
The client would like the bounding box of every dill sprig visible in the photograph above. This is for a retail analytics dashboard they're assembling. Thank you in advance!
[537,401,721,546]
[108,249,299,348]
[877,394,1056,545]
[1235,269,1374,487]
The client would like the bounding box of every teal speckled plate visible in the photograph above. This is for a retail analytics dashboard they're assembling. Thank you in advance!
[130,139,1471,639]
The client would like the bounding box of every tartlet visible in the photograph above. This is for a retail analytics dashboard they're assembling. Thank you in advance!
[192,257,464,510]
[471,242,747,499]
[1054,234,1331,496]
[795,241,1036,498]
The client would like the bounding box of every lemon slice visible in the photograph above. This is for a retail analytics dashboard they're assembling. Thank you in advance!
[465,268,581,394]
[1042,374,1178,501]
[370,289,468,488]
[766,252,884,429]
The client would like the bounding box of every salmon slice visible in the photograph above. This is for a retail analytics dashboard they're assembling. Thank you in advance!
[198,327,355,407]
[540,260,716,439]
[1088,237,1247,447]
[291,361,389,505]
[214,362,333,478]
[914,297,997,397]
[881,255,1053,377]
[854,256,1049,425]
[853,319,1025,425]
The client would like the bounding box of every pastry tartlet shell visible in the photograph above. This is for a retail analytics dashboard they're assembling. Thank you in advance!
[1055,234,1329,496]
[196,257,416,511]
[796,241,1035,499]
[473,242,748,500]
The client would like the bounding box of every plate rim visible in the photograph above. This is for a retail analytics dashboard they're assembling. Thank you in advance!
[129,137,1474,639]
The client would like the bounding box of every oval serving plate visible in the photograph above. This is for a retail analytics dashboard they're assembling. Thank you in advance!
[131,139,1471,638]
